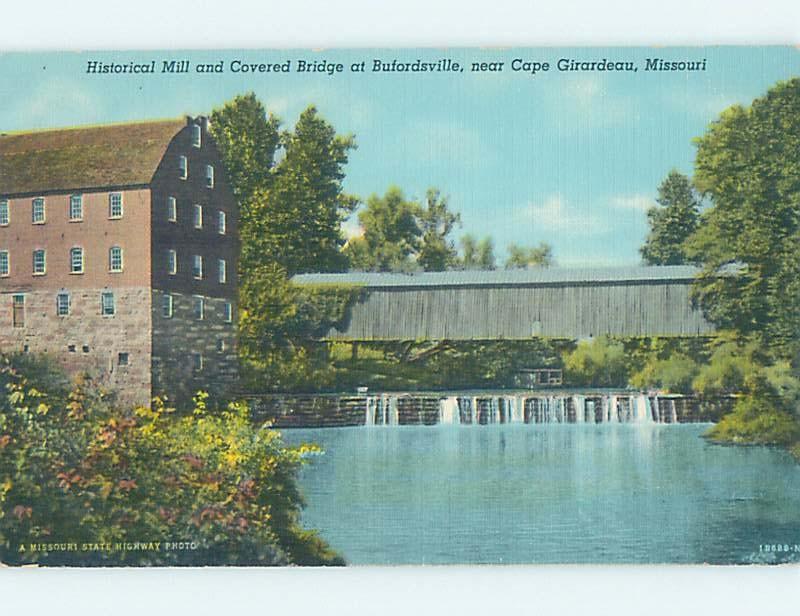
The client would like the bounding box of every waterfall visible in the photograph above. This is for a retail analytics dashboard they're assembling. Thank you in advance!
[608,395,619,423]
[634,394,652,423]
[653,396,660,423]
[440,396,460,425]
[510,396,525,423]
[471,397,478,425]
[388,396,399,425]
[670,399,678,424]
[572,395,585,423]
[365,396,376,426]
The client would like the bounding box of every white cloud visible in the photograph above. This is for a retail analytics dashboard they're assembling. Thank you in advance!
[610,193,654,212]
[520,194,610,234]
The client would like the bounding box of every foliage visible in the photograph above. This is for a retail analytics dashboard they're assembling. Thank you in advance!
[459,234,496,270]
[640,170,700,265]
[417,188,461,271]
[706,395,800,447]
[0,355,342,566]
[685,78,800,361]
[562,337,629,388]
[345,186,421,272]
[504,242,553,269]
[346,186,461,272]
[630,353,701,393]
[690,337,764,398]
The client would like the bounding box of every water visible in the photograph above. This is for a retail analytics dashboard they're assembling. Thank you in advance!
[284,424,800,564]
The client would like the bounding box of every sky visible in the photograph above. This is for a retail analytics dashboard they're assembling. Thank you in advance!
[1,47,798,266]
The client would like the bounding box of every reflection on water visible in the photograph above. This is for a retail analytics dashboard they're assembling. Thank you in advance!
[284,424,800,564]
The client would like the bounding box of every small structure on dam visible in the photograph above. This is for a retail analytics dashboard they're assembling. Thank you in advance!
[293,265,714,340]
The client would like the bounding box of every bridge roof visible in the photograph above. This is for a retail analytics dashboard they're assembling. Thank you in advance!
[293,265,703,288]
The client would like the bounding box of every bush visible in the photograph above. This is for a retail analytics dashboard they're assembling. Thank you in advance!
[630,354,700,393]
[562,337,628,388]
[706,395,800,447]
[0,355,342,566]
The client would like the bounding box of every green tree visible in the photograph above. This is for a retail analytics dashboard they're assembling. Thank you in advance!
[685,78,800,362]
[345,186,421,272]
[562,337,629,388]
[459,235,496,270]
[417,188,461,271]
[505,242,553,269]
[640,170,700,265]
[267,106,358,274]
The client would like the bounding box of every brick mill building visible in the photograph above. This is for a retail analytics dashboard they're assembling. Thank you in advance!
[0,117,238,406]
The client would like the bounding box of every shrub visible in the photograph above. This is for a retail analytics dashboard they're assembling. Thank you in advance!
[0,355,342,566]
[630,354,700,393]
[706,395,800,447]
[562,337,628,388]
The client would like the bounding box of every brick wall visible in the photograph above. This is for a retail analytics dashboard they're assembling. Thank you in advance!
[151,289,238,406]
[0,287,153,407]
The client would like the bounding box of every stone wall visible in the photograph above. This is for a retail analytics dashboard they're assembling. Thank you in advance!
[151,289,238,405]
[0,287,152,407]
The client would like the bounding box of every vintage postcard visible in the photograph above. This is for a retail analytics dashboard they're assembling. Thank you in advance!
[0,47,798,567]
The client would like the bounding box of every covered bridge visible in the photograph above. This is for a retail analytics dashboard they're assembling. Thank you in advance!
[292,265,715,341]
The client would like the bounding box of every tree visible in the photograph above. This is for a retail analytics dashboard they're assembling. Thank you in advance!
[459,235,496,270]
[210,94,281,279]
[640,170,700,265]
[505,242,553,269]
[267,106,358,274]
[685,78,800,362]
[417,188,461,271]
[345,186,421,272]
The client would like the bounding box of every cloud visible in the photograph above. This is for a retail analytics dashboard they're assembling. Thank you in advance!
[609,193,654,212]
[519,194,610,234]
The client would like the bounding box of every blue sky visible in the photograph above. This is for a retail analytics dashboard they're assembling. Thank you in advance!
[1,47,798,266]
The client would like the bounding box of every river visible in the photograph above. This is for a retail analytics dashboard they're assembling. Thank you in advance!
[283,423,800,564]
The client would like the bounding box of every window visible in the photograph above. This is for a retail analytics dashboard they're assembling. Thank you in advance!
[12,295,24,328]
[193,204,203,229]
[69,194,83,221]
[109,193,123,218]
[179,155,188,179]
[217,211,226,235]
[162,293,173,318]
[0,199,9,225]
[167,249,177,275]
[101,291,115,316]
[56,292,70,316]
[192,353,204,372]
[118,352,129,367]
[0,250,8,276]
[193,296,204,320]
[109,246,123,272]
[192,124,202,148]
[192,255,203,279]
[32,249,46,275]
[216,339,226,353]
[223,301,233,323]
[218,259,227,284]
[82,345,90,353]
[167,196,177,222]
[67,344,76,353]
[70,247,84,274]
[205,165,214,188]
[32,198,45,224]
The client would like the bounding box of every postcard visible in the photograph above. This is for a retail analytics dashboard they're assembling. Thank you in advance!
[0,47,798,567]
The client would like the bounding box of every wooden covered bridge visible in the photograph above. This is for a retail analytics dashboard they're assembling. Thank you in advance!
[292,265,715,341]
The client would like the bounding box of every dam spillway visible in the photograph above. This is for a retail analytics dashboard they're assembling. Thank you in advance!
[247,392,731,428]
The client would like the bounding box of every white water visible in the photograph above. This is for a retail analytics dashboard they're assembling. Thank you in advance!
[360,392,685,426]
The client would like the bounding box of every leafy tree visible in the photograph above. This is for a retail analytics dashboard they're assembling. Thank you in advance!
[505,242,553,269]
[640,170,700,265]
[417,188,461,271]
[345,186,421,272]
[685,78,800,362]
[267,106,358,274]
[460,235,496,270]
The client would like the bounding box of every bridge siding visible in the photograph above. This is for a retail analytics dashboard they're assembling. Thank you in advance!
[326,281,713,340]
